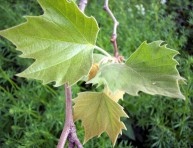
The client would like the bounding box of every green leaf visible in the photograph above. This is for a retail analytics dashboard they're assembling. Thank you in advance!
[73,91,128,146]
[89,41,185,99]
[0,0,99,86]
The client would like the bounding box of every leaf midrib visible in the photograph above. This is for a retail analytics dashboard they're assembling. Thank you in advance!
[23,46,92,74]
[20,32,93,46]
[20,36,93,57]
[45,0,94,45]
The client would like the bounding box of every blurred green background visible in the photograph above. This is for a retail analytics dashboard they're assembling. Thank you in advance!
[0,0,192,148]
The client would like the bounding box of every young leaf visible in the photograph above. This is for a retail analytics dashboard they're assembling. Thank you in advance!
[89,41,185,99]
[0,0,99,87]
[73,92,128,146]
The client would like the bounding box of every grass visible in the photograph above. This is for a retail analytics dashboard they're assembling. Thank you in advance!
[0,0,192,148]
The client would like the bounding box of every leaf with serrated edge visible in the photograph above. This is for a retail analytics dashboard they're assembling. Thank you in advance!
[89,41,185,99]
[0,0,99,87]
[73,92,128,146]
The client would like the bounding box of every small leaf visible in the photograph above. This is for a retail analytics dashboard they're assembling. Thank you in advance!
[73,91,128,146]
[89,41,185,99]
[0,0,99,87]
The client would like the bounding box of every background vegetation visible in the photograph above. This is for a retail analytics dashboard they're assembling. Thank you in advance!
[0,0,192,147]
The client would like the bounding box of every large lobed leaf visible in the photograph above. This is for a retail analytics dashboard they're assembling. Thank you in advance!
[89,41,185,99]
[73,92,128,145]
[0,0,99,86]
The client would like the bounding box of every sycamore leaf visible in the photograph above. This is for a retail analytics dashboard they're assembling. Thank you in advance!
[73,92,128,146]
[89,41,185,99]
[0,0,99,86]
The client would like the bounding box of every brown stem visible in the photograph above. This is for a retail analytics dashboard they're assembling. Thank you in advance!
[57,1,88,148]
[103,0,119,58]
[57,84,72,148]
[57,84,83,148]
[68,123,83,148]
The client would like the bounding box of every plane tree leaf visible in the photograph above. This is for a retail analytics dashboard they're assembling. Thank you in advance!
[0,0,99,86]
[73,91,128,145]
[89,41,185,99]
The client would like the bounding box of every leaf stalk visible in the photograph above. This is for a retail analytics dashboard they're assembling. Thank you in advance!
[57,0,89,147]
[57,84,83,148]
[103,0,119,58]
[95,46,112,57]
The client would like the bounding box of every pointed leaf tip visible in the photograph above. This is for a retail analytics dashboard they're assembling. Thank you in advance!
[0,0,99,87]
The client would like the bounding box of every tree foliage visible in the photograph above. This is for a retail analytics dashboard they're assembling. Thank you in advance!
[0,0,185,146]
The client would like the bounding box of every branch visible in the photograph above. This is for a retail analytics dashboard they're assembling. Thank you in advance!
[57,84,81,148]
[57,84,72,148]
[68,123,82,148]
[79,0,88,12]
[57,84,83,148]
[103,0,119,58]
[57,1,89,148]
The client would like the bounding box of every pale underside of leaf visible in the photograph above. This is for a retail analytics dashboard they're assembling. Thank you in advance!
[0,0,99,86]
[73,92,128,146]
[89,41,185,99]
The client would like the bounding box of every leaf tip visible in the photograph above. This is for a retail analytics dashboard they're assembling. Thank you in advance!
[182,96,186,100]
[15,72,24,78]
[124,112,129,118]
[83,137,89,145]
[0,29,7,38]
[179,93,186,100]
